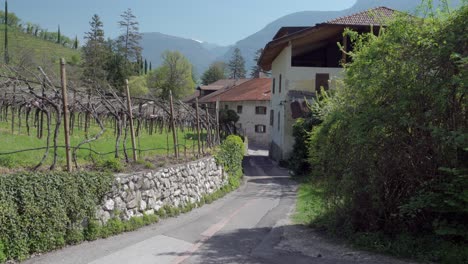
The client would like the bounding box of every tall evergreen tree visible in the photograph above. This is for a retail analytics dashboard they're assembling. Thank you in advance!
[149,62,152,71]
[250,48,265,78]
[144,59,148,74]
[57,25,61,44]
[82,14,108,87]
[73,35,79,49]
[228,48,246,79]
[4,0,9,64]
[117,8,142,62]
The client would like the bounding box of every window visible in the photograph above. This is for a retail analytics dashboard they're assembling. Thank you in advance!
[270,109,274,126]
[224,105,229,110]
[255,106,267,115]
[237,105,243,114]
[278,111,281,131]
[279,74,282,93]
[315,73,330,93]
[272,78,276,94]
[255,125,266,133]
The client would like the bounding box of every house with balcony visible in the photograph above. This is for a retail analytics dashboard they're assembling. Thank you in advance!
[258,7,396,161]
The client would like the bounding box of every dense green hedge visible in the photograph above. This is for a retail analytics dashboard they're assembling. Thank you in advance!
[215,135,245,188]
[0,171,113,261]
[303,4,467,263]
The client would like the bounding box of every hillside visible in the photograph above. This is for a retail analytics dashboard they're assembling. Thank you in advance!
[141,32,223,76]
[0,26,80,68]
[223,0,463,72]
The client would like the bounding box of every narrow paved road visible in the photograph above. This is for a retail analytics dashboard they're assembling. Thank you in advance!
[24,152,412,264]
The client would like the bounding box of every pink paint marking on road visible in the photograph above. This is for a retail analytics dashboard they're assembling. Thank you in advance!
[172,198,258,264]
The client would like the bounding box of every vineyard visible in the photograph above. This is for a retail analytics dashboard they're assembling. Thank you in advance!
[0,59,220,172]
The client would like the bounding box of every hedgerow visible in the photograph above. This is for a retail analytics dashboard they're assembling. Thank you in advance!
[0,171,113,261]
[303,3,467,263]
[215,135,245,188]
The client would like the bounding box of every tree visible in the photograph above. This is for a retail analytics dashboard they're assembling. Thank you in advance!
[144,59,148,74]
[147,51,195,100]
[250,48,266,78]
[57,25,61,44]
[4,0,9,64]
[117,8,142,62]
[228,48,246,79]
[73,35,78,49]
[201,61,227,85]
[82,14,108,87]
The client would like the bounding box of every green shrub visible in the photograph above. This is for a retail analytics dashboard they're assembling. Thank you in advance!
[125,217,145,231]
[215,135,244,189]
[142,213,159,225]
[84,220,101,241]
[103,218,124,236]
[0,240,6,263]
[0,171,113,261]
[95,158,124,172]
[301,4,468,263]
[65,226,84,245]
[0,156,15,169]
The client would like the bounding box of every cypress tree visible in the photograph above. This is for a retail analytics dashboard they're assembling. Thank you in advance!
[73,35,79,49]
[57,25,61,44]
[149,62,152,71]
[4,0,9,64]
[144,59,148,74]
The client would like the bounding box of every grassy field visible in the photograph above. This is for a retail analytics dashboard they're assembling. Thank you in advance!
[0,117,206,172]
[0,25,80,67]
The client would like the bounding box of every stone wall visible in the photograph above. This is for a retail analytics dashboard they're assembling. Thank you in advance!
[96,157,226,224]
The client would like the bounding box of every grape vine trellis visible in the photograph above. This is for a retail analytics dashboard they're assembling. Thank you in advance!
[0,60,220,171]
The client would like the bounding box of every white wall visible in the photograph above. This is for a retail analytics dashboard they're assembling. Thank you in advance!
[222,100,270,148]
[270,44,344,160]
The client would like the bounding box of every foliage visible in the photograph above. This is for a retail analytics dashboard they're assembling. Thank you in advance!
[147,50,195,100]
[215,135,244,188]
[128,75,149,96]
[82,14,108,87]
[0,171,113,261]
[300,4,468,263]
[219,109,239,136]
[250,48,266,78]
[228,48,246,79]
[94,158,125,172]
[201,61,227,85]
[117,8,142,62]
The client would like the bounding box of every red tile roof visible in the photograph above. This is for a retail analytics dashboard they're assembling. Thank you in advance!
[325,7,396,26]
[199,78,271,103]
[199,79,250,91]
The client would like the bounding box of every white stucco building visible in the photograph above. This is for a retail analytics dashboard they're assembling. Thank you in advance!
[258,7,396,161]
[199,78,272,148]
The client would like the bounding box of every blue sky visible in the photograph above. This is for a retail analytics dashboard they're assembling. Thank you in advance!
[8,0,356,46]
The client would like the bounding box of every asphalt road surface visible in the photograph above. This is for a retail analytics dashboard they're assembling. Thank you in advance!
[24,150,412,264]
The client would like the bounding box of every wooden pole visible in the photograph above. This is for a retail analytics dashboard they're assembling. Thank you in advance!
[215,98,220,145]
[195,98,202,156]
[60,58,72,172]
[169,90,179,158]
[125,79,138,162]
[205,105,211,148]
[11,83,15,133]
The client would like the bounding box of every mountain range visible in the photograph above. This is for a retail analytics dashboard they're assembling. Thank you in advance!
[141,0,462,76]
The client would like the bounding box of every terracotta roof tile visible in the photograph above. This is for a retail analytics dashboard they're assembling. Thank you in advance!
[325,7,396,26]
[199,78,271,103]
[199,79,251,92]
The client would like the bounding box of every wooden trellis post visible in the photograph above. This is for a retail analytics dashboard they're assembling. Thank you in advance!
[125,79,138,162]
[195,98,202,156]
[60,58,72,172]
[169,90,179,158]
[215,98,220,145]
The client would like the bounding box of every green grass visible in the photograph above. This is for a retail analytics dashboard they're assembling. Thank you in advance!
[292,180,326,225]
[294,180,468,263]
[0,26,80,67]
[0,117,206,171]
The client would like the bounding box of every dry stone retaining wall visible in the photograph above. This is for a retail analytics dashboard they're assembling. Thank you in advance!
[96,157,226,224]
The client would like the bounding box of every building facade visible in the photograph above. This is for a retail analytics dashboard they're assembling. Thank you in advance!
[259,7,396,161]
